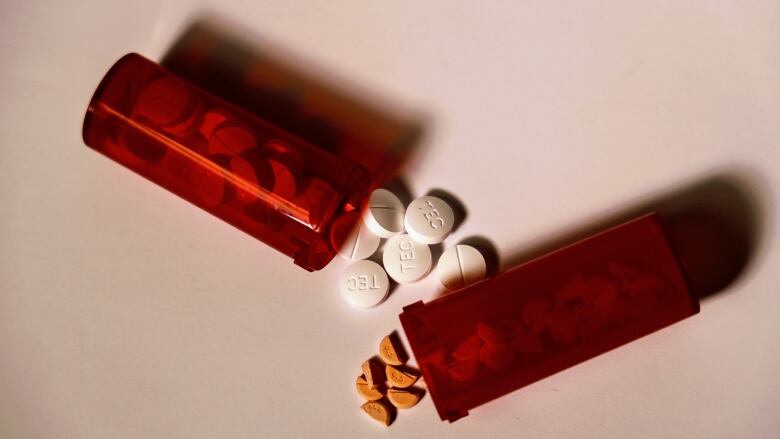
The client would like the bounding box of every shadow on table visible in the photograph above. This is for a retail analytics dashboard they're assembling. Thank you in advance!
[161,14,429,193]
[500,167,771,300]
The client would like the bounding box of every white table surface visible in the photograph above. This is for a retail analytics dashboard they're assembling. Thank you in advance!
[2,1,779,438]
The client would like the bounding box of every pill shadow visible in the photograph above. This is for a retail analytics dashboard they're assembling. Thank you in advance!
[391,363,422,380]
[501,168,771,300]
[426,188,468,234]
[366,250,400,300]
[429,242,444,271]
[458,236,500,277]
[386,330,410,365]
[161,15,428,192]
[405,385,427,402]
[383,177,415,207]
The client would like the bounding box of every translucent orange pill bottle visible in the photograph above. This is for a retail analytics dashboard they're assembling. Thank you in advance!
[83,53,369,270]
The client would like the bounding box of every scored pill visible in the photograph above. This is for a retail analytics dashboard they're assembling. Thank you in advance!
[330,213,381,260]
[198,108,232,139]
[385,364,419,388]
[378,334,407,366]
[362,189,405,238]
[187,154,231,207]
[355,375,384,401]
[208,124,257,156]
[268,155,300,200]
[361,400,392,426]
[437,244,487,290]
[387,388,422,409]
[361,359,385,389]
[229,153,273,204]
[340,222,380,260]
[133,76,191,127]
[340,261,390,308]
[382,234,432,284]
[404,195,455,245]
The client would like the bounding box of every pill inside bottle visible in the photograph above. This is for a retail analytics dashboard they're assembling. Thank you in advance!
[82,53,371,271]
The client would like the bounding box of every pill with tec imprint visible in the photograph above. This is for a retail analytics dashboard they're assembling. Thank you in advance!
[437,244,487,290]
[362,188,405,238]
[340,261,390,308]
[382,234,432,284]
[404,195,455,244]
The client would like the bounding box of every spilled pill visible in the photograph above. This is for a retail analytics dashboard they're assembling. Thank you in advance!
[340,261,390,308]
[437,244,487,290]
[356,375,384,401]
[387,388,421,409]
[385,364,419,388]
[361,359,385,389]
[382,234,432,284]
[404,195,454,244]
[331,213,381,260]
[361,400,392,426]
[362,189,405,238]
[379,334,407,366]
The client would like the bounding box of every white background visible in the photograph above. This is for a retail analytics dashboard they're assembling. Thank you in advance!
[1,1,779,438]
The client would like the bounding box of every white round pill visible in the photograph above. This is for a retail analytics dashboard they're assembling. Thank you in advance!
[382,234,432,284]
[404,196,455,244]
[362,188,405,238]
[437,244,487,290]
[340,260,390,308]
[336,221,381,260]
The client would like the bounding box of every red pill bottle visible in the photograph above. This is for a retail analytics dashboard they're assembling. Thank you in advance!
[83,54,369,270]
[400,213,700,422]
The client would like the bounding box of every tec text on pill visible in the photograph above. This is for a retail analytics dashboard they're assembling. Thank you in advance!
[437,244,487,290]
[363,189,405,238]
[340,260,390,308]
[382,234,432,284]
[404,195,455,244]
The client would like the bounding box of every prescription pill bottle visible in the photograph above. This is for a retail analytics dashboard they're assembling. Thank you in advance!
[399,213,699,422]
[83,53,370,271]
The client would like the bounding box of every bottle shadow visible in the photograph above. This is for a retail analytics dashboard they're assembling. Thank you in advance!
[160,15,431,262]
[160,15,429,194]
[500,167,771,300]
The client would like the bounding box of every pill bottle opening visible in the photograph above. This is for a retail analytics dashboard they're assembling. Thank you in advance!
[82,53,141,148]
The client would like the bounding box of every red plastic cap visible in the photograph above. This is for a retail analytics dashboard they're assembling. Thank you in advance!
[83,54,369,270]
[399,213,699,422]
